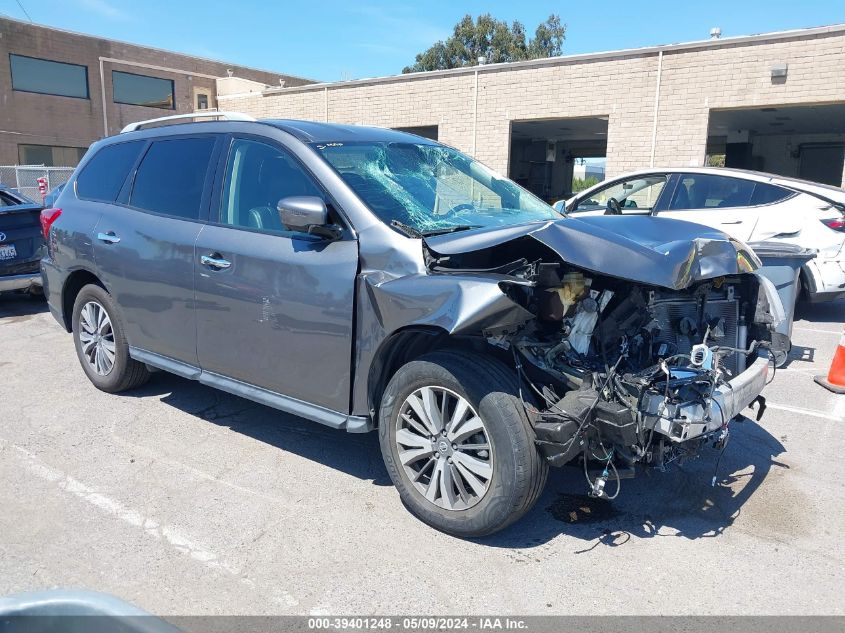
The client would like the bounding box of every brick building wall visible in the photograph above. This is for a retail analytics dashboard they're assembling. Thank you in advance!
[219,24,845,183]
[0,17,314,166]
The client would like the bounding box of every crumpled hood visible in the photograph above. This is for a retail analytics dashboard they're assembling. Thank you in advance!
[424,215,761,290]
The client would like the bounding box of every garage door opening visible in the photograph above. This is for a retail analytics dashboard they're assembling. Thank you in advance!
[509,117,608,203]
[394,125,438,141]
[707,104,845,186]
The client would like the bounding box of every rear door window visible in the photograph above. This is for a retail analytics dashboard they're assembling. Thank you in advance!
[76,140,145,203]
[130,137,216,220]
[669,174,755,210]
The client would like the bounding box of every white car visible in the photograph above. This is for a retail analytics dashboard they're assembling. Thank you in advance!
[558,167,845,303]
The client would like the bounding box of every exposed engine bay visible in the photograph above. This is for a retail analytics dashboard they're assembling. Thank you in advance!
[425,229,784,500]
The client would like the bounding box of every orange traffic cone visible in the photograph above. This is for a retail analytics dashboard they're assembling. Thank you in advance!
[815,329,845,394]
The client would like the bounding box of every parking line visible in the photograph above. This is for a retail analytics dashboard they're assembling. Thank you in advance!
[792,326,843,335]
[0,438,238,571]
[764,402,844,422]
[0,437,302,607]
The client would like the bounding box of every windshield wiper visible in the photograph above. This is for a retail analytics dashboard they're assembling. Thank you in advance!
[420,225,482,237]
[390,219,423,238]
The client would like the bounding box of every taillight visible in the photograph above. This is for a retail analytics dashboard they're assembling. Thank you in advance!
[40,208,62,239]
[821,218,845,232]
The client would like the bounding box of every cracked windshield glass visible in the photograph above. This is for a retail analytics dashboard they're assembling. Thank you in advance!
[315,141,560,235]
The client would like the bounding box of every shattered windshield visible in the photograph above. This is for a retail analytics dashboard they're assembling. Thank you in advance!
[314,141,560,235]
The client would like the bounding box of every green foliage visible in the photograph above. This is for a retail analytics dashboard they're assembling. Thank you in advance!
[706,154,726,167]
[402,14,566,73]
[571,176,599,193]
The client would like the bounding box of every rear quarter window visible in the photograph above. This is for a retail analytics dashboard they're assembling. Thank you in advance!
[76,141,145,203]
[0,191,21,206]
[750,183,795,206]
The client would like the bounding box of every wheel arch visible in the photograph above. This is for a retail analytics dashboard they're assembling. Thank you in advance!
[61,268,106,332]
[367,325,476,427]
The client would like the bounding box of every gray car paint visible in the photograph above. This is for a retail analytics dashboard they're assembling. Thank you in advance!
[42,119,763,433]
[424,215,761,291]
[94,209,205,365]
[194,223,359,412]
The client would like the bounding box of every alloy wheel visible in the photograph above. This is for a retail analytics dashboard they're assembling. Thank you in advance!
[395,386,493,510]
[78,301,116,376]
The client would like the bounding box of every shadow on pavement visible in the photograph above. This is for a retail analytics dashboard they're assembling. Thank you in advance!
[124,372,392,486]
[0,292,48,321]
[795,298,845,325]
[779,343,815,368]
[482,419,786,549]
[127,371,785,548]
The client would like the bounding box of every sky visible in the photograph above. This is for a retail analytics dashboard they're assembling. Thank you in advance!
[2,0,844,82]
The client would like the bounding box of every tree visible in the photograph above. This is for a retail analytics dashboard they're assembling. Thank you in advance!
[402,14,566,73]
[572,176,599,193]
[706,154,726,167]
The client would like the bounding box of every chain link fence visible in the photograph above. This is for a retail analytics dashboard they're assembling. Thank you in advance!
[0,165,75,202]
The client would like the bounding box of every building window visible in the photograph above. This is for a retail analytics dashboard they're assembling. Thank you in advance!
[112,70,175,109]
[196,93,209,110]
[9,54,89,99]
[18,144,88,167]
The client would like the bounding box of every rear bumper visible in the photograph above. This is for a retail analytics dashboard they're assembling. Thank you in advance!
[806,258,845,302]
[40,257,68,330]
[0,272,42,292]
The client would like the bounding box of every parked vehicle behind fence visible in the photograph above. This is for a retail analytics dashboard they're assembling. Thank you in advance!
[558,167,845,304]
[41,113,786,537]
[0,185,44,295]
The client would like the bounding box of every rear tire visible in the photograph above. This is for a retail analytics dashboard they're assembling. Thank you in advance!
[378,350,547,538]
[71,283,150,393]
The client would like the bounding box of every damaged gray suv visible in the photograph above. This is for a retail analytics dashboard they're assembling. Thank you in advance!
[41,113,786,537]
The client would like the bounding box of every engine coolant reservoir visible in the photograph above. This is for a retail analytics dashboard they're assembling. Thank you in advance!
[557,272,590,315]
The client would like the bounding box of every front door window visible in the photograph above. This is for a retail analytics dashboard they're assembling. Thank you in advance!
[571,175,667,213]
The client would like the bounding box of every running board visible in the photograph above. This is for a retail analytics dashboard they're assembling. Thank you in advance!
[128,347,372,433]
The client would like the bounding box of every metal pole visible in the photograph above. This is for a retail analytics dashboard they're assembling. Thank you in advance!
[472,69,479,156]
[99,58,109,136]
[649,50,664,168]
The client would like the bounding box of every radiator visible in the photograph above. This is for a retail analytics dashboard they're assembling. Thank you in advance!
[650,299,740,375]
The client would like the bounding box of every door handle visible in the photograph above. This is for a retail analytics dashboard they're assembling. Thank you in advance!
[201,254,231,270]
[720,220,743,225]
[97,231,121,244]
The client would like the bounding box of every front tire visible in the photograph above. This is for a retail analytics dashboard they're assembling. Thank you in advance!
[379,351,547,537]
[71,283,150,393]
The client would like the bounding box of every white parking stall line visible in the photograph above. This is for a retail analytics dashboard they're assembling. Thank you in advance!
[0,436,296,607]
[0,438,237,572]
[792,326,844,335]
[764,402,845,422]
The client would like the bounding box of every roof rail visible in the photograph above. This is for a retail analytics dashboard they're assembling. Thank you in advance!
[120,111,257,133]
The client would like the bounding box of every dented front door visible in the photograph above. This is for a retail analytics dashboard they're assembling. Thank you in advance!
[193,225,358,412]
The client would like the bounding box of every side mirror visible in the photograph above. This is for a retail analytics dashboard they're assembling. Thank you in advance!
[277,196,341,240]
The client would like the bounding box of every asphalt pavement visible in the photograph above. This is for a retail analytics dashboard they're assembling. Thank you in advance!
[0,293,843,615]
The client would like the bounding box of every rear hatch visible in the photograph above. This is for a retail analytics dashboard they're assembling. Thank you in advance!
[0,199,44,277]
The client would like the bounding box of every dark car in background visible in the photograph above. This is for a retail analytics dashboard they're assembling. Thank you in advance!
[41,113,786,537]
[0,185,44,295]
